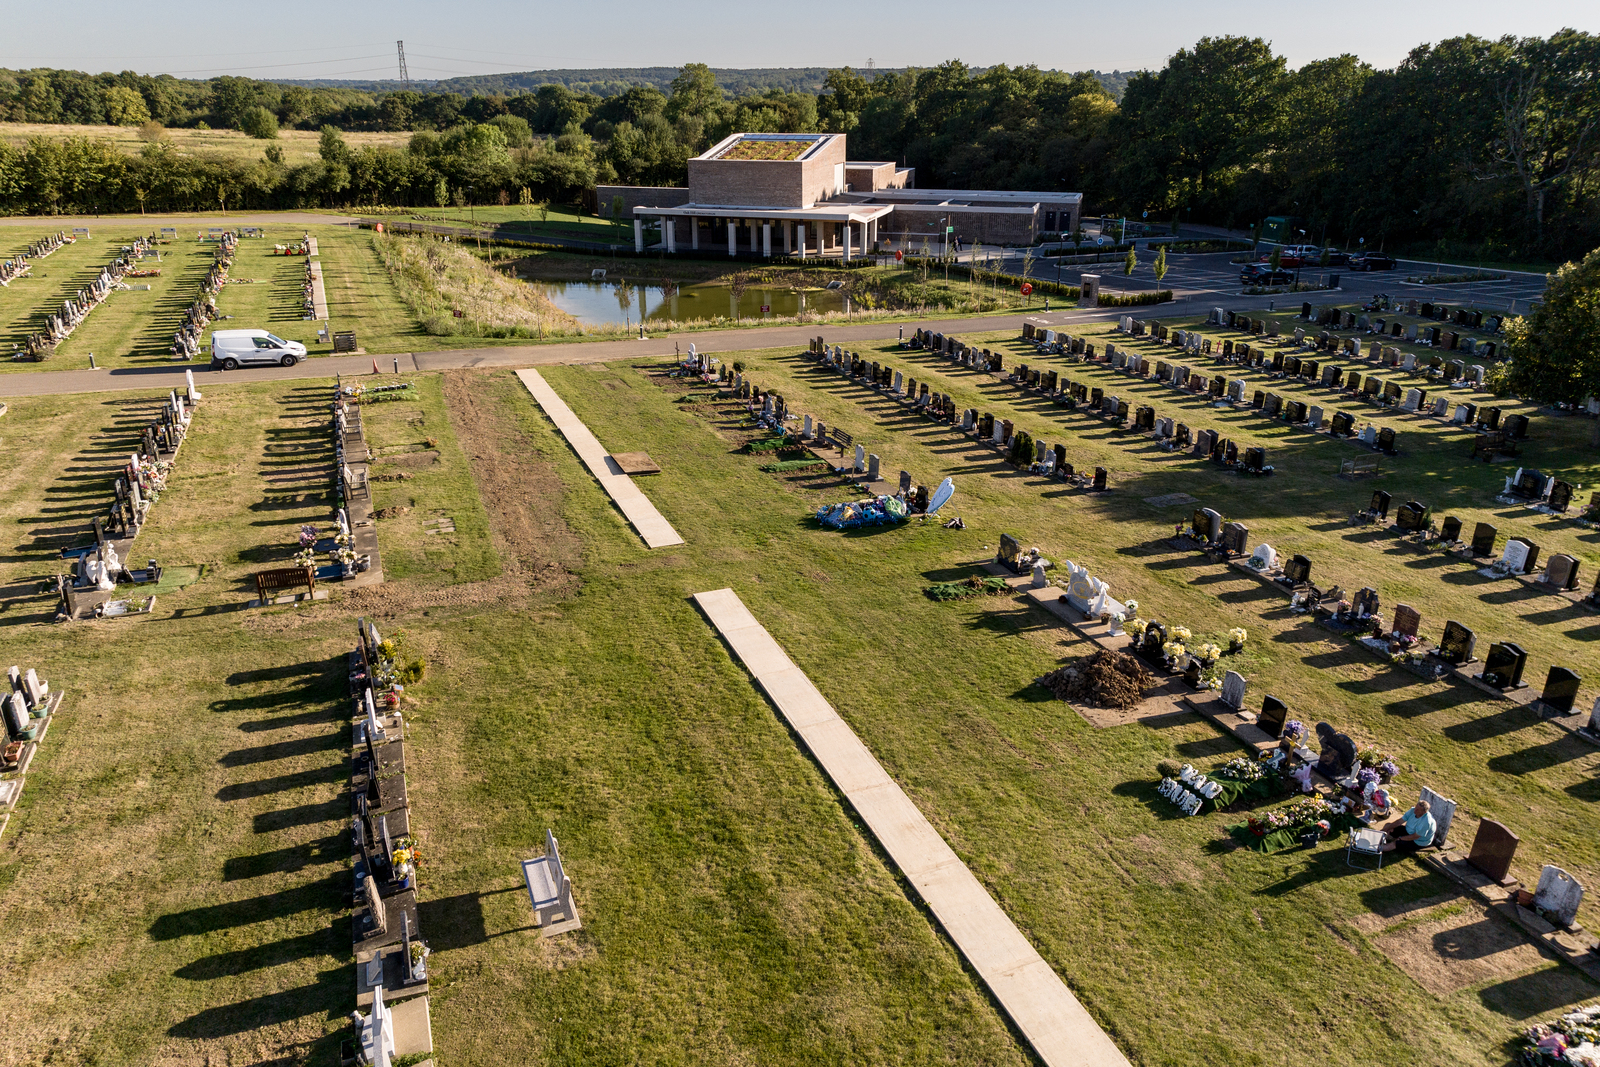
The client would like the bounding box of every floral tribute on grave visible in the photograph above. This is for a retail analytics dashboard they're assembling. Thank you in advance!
[815,495,907,530]
[1517,1003,1600,1065]
[925,575,1010,601]
[1227,794,1364,854]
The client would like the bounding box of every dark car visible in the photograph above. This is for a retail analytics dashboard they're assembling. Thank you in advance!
[1351,252,1396,271]
[1323,249,1352,266]
[1241,264,1294,286]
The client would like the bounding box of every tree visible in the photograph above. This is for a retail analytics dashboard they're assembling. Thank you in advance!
[319,125,349,165]
[1504,248,1600,414]
[1483,31,1600,243]
[102,86,150,126]
[1269,247,1282,271]
[1124,247,1137,275]
[241,105,279,140]
[1153,245,1168,283]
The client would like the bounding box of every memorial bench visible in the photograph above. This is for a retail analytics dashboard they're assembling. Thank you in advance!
[521,829,581,935]
[254,566,316,603]
[333,331,359,353]
[1339,456,1381,476]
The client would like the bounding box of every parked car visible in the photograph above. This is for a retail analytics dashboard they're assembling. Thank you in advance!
[1323,249,1352,266]
[1241,264,1294,286]
[210,329,307,369]
[1350,252,1397,271]
[1259,245,1319,268]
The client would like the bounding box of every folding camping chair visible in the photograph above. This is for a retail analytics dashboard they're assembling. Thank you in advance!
[1347,827,1388,871]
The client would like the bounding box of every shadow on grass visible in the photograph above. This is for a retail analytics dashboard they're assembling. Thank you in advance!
[166,968,345,1039]
[1443,705,1542,744]
[1487,734,1596,775]
[151,872,343,940]
[217,763,343,802]
[1257,847,1396,897]
[219,732,343,768]
[1478,966,1600,1022]
[253,797,346,834]
[222,834,346,883]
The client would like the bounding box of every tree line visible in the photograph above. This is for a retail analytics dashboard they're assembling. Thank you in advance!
[1,34,1597,260]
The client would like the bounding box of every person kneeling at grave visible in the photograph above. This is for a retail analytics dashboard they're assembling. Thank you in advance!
[1378,799,1435,853]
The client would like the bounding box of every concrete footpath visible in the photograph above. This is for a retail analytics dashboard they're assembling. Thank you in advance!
[514,369,683,549]
[692,587,1132,1067]
[0,307,1133,399]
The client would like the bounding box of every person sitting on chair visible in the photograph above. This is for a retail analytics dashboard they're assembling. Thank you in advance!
[1379,800,1435,853]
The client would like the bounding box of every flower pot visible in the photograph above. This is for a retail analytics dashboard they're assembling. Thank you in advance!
[1228,641,1243,654]
[1516,889,1535,908]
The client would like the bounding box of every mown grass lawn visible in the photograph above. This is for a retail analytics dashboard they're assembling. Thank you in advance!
[3,296,1598,1065]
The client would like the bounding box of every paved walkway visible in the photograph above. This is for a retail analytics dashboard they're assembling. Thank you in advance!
[0,308,1128,399]
[691,587,1131,1067]
[307,261,328,320]
[514,369,684,549]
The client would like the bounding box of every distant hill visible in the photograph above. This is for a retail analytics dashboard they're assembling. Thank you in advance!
[282,67,1138,100]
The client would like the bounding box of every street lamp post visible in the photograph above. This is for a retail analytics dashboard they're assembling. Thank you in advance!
[1294,228,1306,290]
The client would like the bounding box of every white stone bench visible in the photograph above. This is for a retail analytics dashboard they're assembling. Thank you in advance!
[522,829,580,935]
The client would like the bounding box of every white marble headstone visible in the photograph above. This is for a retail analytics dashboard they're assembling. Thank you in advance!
[1251,543,1278,571]
[1535,865,1584,927]
[1221,670,1246,710]
[1501,540,1530,573]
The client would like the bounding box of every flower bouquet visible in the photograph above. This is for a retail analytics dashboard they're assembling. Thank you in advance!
[1122,600,1139,618]
[1161,640,1186,668]
[1282,720,1306,743]
[409,939,430,981]
[1171,626,1193,644]
[1219,755,1268,782]
[1125,618,1148,641]
[1196,642,1221,664]
[1357,747,1400,782]
[292,546,316,568]
[1227,627,1247,653]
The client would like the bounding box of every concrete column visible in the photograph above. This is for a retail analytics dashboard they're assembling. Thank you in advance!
[633,219,643,253]
[843,220,852,262]
[665,219,676,253]
[691,218,699,249]
[728,221,737,257]
[797,223,806,261]
[762,223,772,258]
[783,222,792,253]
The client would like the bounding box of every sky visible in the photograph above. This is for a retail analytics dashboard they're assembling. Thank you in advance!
[1,0,1595,81]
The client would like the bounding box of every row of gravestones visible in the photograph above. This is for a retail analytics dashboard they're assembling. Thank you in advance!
[1503,466,1584,514]
[1225,686,1582,924]
[1304,299,1504,335]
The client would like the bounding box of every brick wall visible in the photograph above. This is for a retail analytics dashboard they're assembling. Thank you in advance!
[595,186,692,217]
[885,206,1038,246]
[688,160,805,208]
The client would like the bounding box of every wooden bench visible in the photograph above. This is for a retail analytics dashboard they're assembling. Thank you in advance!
[829,428,853,452]
[254,566,316,602]
[1339,456,1381,476]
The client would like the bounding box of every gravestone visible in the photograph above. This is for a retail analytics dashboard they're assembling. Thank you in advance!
[1331,412,1354,437]
[1221,670,1247,710]
[1549,481,1574,513]
[1370,490,1392,519]
[1284,554,1312,584]
[1545,554,1580,591]
[1377,427,1397,454]
[1470,522,1496,557]
[1221,522,1249,555]
[1479,642,1529,690]
[1419,786,1458,849]
[1395,500,1429,531]
[1094,467,1108,491]
[1251,543,1278,571]
[1393,604,1422,639]
[1351,587,1380,618]
[1307,406,1324,430]
[1438,620,1477,664]
[1467,820,1519,885]
[1440,516,1462,543]
[1258,695,1288,737]
[1534,866,1585,929]
[1505,413,1529,439]
[997,534,1022,572]
[1401,388,1422,413]
[1174,424,1192,449]
[1540,667,1582,714]
[1506,536,1539,575]
[1314,722,1358,778]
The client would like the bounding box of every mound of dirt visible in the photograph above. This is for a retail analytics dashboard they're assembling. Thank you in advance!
[1038,649,1155,709]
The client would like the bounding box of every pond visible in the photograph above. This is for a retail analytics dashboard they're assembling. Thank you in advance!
[530,279,849,326]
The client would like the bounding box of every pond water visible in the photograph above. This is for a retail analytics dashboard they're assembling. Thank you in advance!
[531,279,848,325]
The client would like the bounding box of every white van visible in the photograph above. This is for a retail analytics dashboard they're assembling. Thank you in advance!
[210,329,307,369]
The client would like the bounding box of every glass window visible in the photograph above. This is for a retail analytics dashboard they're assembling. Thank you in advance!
[253,336,276,348]
[266,334,288,346]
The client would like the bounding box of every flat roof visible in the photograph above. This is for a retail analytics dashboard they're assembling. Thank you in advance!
[845,188,1082,205]
[632,201,894,223]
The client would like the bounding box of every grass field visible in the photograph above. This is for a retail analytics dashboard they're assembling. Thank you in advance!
[3,328,1597,1064]
[0,122,411,164]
